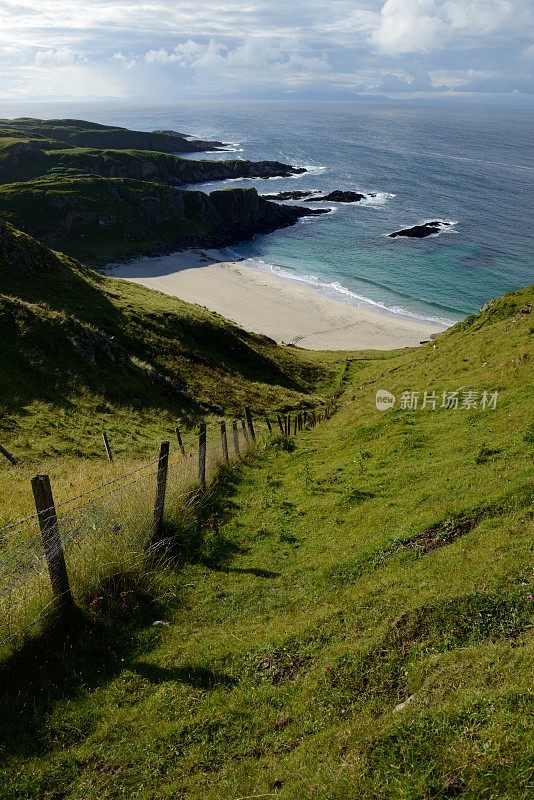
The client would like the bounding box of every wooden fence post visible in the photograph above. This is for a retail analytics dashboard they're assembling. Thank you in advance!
[220,421,229,462]
[31,474,74,617]
[198,424,207,489]
[264,415,273,434]
[285,415,291,437]
[153,441,170,537]
[102,431,113,463]
[293,415,298,436]
[175,427,186,456]
[232,420,240,458]
[0,443,18,466]
[244,406,256,443]
[241,418,250,445]
[277,415,284,435]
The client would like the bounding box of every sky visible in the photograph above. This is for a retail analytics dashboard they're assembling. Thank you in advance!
[0,0,533,103]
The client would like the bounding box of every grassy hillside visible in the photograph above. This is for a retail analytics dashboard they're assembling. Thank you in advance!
[0,177,317,264]
[0,118,314,263]
[0,284,531,799]
[0,142,304,186]
[0,117,225,153]
[0,218,340,472]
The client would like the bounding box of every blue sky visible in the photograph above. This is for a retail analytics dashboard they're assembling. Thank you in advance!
[0,0,533,102]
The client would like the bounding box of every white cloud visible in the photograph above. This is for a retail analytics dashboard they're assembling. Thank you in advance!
[113,51,136,69]
[443,1,512,35]
[371,0,445,55]
[0,1,532,100]
[34,47,85,65]
[140,38,330,87]
[371,0,531,56]
[145,40,207,66]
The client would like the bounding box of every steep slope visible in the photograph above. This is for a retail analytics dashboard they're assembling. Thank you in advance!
[0,177,325,264]
[0,284,531,798]
[0,218,338,462]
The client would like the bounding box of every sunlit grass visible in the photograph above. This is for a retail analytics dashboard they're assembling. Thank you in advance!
[0,285,532,798]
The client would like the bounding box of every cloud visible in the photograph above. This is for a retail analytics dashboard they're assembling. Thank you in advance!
[371,0,530,56]
[139,38,331,88]
[34,47,85,65]
[0,1,532,100]
[144,41,207,66]
[371,1,445,55]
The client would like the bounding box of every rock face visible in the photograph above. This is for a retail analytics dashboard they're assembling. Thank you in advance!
[59,154,307,185]
[262,190,322,201]
[0,142,306,187]
[307,190,368,203]
[0,181,329,264]
[389,221,453,239]
[207,189,328,242]
[263,189,374,204]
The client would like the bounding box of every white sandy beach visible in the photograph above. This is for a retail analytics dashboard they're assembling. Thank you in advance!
[109,250,447,350]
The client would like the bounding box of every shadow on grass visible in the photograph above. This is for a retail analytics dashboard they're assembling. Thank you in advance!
[155,462,249,570]
[0,581,167,759]
[217,567,280,579]
[0,460,255,760]
[131,661,237,689]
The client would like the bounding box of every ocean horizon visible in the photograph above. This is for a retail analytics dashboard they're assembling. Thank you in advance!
[1,99,533,324]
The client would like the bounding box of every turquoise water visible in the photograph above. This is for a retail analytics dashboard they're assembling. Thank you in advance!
[2,100,533,323]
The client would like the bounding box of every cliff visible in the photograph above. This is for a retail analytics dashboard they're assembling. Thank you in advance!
[0,177,326,264]
[0,142,305,186]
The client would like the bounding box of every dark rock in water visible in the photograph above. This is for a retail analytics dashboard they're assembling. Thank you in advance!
[306,190,367,204]
[389,221,452,239]
[264,189,368,204]
[298,207,330,216]
[262,190,321,201]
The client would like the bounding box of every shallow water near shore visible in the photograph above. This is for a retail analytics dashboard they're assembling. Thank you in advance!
[3,99,532,323]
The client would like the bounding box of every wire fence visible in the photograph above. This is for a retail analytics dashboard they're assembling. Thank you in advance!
[0,405,333,659]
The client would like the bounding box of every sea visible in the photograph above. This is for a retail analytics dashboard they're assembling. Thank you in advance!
[2,100,533,325]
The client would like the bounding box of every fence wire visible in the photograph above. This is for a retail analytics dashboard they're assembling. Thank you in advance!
[0,414,269,658]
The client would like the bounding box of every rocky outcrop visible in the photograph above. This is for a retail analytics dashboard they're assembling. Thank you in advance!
[207,188,328,242]
[263,189,375,204]
[49,151,307,186]
[0,179,329,264]
[307,190,369,203]
[262,190,322,201]
[389,221,453,239]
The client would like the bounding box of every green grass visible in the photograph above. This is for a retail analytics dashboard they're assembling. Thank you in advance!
[0,175,300,264]
[0,284,532,798]
[0,117,221,153]
[0,219,342,474]
[0,118,305,264]
[0,142,289,186]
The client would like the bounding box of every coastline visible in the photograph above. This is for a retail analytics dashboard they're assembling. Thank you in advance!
[108,249,449,350]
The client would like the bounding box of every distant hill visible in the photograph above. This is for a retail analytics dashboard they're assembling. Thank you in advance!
[0,117,226,153]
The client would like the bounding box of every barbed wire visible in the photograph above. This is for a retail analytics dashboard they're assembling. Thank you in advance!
[0,406,330,654]
[0,453,166,536]
[0,406,325,533]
